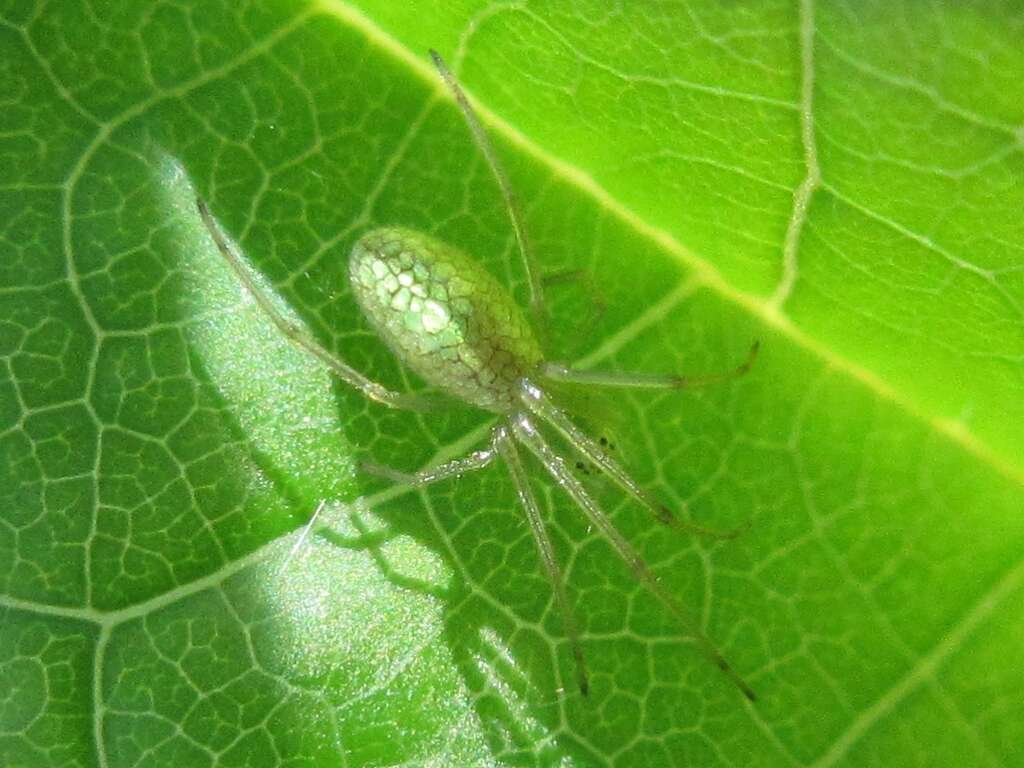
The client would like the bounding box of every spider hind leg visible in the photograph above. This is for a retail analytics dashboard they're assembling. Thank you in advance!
[510,409,757,702]
[495,425,590,697]
[519,379,747,539]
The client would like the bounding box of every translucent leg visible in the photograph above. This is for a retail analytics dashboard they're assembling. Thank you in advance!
[519,381,746,539]
[360,445,497,488]
[281,446,496,572]
[511,413,757,702]
[541,342,760,390]
[429,51,546,326]
[196,199,424,410]
[494,427,589,696]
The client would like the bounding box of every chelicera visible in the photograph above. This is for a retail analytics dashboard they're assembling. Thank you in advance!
[197,50,758,700]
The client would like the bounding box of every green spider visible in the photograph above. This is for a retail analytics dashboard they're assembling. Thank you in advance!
[197,50,758,701]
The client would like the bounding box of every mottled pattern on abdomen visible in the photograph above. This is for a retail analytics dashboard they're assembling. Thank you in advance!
[349,227,542,413]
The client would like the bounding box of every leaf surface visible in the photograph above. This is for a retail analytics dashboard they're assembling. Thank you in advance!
[1,1,1022,766]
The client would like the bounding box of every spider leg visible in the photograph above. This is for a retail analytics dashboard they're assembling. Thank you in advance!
[360,445,497,488]
[494,425,589,696]
[540,342,759,390]
[510,413,757,702]
[196,199,425,410]
[429,51,546,327]
[282,443,497,572]
[519,381,746,539]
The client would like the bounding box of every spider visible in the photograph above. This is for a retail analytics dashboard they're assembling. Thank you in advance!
[196,50,758,701]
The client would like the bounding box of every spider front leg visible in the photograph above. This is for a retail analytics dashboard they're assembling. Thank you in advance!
[196,199,426,411]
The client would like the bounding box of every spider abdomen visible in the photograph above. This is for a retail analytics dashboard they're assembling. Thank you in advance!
[349,227,542,412]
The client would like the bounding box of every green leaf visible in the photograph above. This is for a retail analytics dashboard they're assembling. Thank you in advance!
[2,1,1022,766]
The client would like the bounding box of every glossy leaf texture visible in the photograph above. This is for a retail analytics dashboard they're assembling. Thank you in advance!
[1,1,1023,766]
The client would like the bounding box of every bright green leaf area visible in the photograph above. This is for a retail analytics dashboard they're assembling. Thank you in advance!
[1,0,1023,766]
